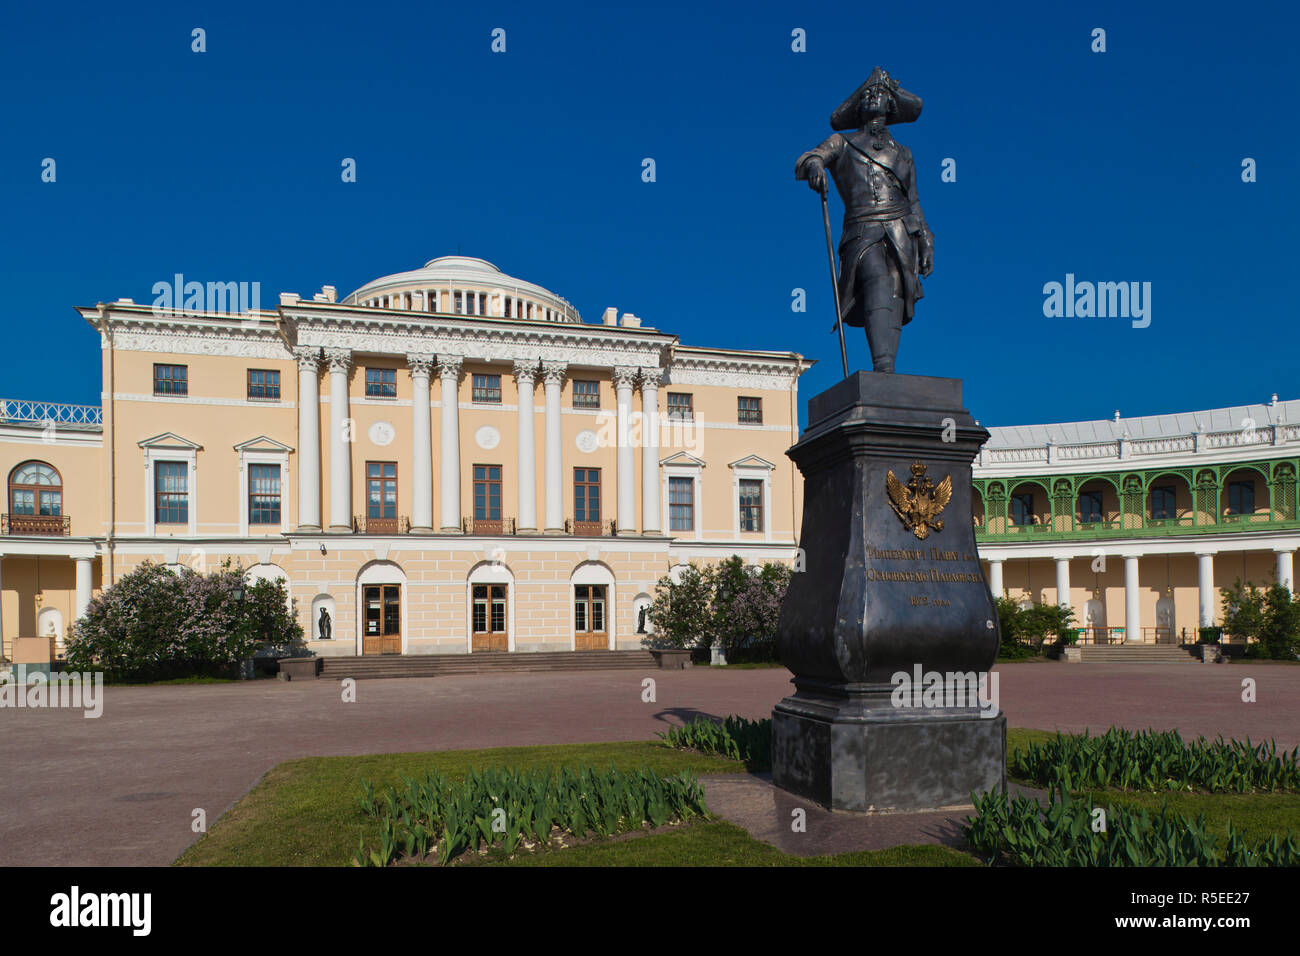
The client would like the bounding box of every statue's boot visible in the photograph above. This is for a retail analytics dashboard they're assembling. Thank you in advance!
[863,268,903,373]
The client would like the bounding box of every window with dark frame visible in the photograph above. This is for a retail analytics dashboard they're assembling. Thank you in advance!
[153,364,188,396]
[365,368,397,398]
[1079,490,1104,524]
[574,468,601,524]
[8,461,62,516]
[155,461,188,524]
[666,393,693,420]
[474,465,502,520]
[1151,486,1176,521]
[572,380,600,408]
[737,396,763,424]
[247,369,281,400]
[472,373,502,403]
[366,462,398,518]
[1010,491,1034,526]
[739,478,763,532]
[669,476,694,532]
[1227,480,1255,515]
[248,463,281,525]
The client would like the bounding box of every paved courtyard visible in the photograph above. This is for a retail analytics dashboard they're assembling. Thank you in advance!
[2,661,1297,866]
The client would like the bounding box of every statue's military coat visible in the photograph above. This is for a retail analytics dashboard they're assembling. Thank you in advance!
[796,130,931,328]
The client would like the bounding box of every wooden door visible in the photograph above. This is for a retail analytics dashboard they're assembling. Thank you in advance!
[574,584,608,651]
[471,584,509,652]
[363,584,402,655]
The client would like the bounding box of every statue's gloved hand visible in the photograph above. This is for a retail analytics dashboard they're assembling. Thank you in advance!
[804,160,826,194]
[918,232,935,277]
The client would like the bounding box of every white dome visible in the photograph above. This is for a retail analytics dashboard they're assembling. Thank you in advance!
[344,256,580,323]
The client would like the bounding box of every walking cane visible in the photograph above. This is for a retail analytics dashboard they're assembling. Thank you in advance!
[819,179,850,379]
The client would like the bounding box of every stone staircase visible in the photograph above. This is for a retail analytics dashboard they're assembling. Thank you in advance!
[317,649,658,681]
[1077,643,1198,663]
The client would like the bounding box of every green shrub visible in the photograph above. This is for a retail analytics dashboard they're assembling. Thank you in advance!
[354,763,708,866]
[964,787,1300,866]
[1010,728,1300,794]
[657,715,771,769]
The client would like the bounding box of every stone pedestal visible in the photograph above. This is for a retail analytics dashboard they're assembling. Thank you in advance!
[772,371,1005,812]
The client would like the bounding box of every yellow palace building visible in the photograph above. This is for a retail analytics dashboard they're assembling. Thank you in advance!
[1,253,1295,661]
[0,256,810,659]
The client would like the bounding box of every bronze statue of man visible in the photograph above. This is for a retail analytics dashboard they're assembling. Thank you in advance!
[796,67,934,373]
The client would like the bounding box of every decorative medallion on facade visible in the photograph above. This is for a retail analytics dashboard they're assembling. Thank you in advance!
[886,462,952,540]
[575,429,599,454]
[368,421,396,447]
[475,425,501,450]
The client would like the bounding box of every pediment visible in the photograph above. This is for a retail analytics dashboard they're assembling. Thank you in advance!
[660,451,706,467]
[234,435,295,454]
[138,432,202,451]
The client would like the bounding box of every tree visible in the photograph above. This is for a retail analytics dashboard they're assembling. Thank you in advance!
[644,557,792,661]
[1222,578,1300,660]
[645,563,712,650]
[994,596,1075,658]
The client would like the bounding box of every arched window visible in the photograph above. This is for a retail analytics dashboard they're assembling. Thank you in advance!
[9,461,62,516]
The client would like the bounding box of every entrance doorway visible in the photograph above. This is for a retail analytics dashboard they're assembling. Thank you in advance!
[471,583,509,652]
[362,584,401,655]
[574,584,608,651]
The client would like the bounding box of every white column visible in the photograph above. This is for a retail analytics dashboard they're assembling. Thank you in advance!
[639,368,661,534]
[294,347,322,530]
[614,366,638,535]
[1055,557,1071,608]
[514,360,539,532]
[1277,548,1295,592]
[541,361,566,532]
[408,354,435,533]
[438,355,463,531]
[325,349,353,532]
[1197,552,1216,626]
[75,557,93,621]
[1124,555,1141,643]
[987,559,1004,597]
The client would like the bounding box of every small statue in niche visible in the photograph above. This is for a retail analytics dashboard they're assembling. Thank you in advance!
[636,605,648,634]
[318,606,332,640]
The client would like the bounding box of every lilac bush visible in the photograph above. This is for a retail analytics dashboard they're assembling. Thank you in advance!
[65,560,303,680]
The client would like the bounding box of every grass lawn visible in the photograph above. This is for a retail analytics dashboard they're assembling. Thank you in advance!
[174,727,1300,867]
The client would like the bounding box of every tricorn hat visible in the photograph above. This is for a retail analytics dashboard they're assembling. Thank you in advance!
[829,66,923,130]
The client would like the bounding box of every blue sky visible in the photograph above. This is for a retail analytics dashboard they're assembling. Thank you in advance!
[2,0,1296,429]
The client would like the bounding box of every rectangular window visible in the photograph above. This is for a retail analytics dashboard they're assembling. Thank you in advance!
[472,373,502,403]
[1151,486,1176,520]
[1227,480,1255,515]
[669,476,694,532]
[1010,492,1034,526]
[454,291,464,314]
[248,463,281,525]
[247,369,281,400]
[737,396,763,424]
[155,461,189,524]
[474,465,502,520]
[365,368,397,398]
[574,468,602,525]
[572,380,600,409]
[366,462,398,519]
[739,478,764,532]
[153,364,188,396]
[667,393,693,420]
[1079,490,1103,524]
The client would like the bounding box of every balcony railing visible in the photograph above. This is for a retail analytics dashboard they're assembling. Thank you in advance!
[353,515,410,534]
[0,399,102,430]
[2,514,71,536]
[566,518,617,537]
[462,516,516,535]
[977,511,1300,542]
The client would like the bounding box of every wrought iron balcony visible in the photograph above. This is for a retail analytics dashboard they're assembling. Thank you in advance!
[2,514,71,536]
[565,518,617,537]
[353,515,410,534]
[0,399,102,430]
[462,516,516,535]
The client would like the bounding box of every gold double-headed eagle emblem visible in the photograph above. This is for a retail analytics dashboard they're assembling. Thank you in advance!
[886,462,952,540]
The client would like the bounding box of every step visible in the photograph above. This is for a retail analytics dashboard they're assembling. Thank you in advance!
[317,650,658,680]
